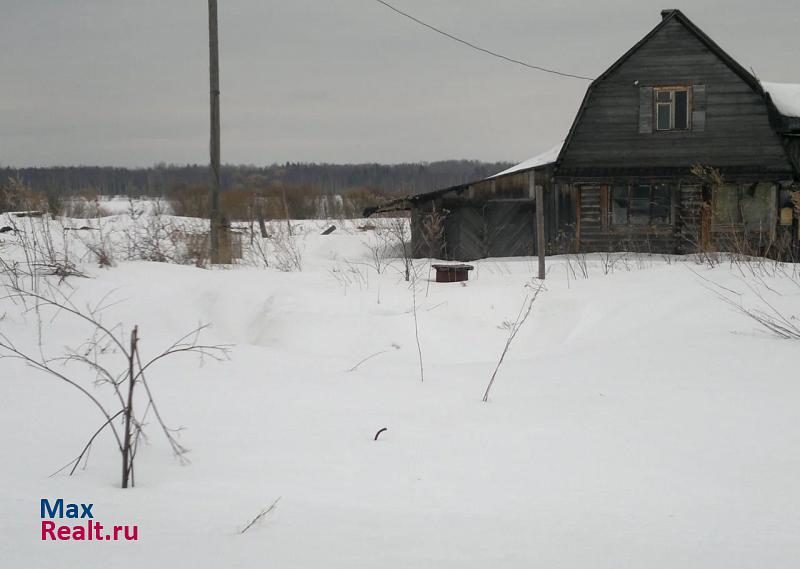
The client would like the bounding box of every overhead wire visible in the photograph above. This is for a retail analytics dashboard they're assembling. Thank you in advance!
[372,0,594,81]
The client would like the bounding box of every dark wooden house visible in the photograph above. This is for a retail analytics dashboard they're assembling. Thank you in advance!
[367,9,800,260]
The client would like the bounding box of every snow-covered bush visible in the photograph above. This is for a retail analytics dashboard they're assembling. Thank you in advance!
[269,222,304,272]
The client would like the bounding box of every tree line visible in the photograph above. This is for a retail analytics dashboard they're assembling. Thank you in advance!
[2,160,513,199]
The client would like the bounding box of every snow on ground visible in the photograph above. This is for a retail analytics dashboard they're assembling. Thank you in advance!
[1,211,799,568]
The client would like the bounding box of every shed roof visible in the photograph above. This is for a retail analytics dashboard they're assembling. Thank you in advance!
[488,141,563,179]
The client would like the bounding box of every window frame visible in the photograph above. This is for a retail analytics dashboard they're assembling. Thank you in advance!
[653,86,691,131]
[610,183,673,227]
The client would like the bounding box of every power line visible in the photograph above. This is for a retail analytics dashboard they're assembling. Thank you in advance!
[372,0,594,81]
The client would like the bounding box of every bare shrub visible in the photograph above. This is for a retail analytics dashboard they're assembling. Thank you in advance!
[0,283,230,487]
[599,251,619,275]
[341,187,385,219]
[420,209,447,258]
[80,228,115,268]
[1,176,47,214]
[691,263,800,340]
[266,184,323,220]
[132,209,177,263]
[271,223,304,272]
[383,218,412,281]
[565,252,589,280]
[61,189,110,219]
[121,200,227,267]
[243,235,271,269]
[0,214,84,289]
[361,220,401,275]
[167,185,209,218]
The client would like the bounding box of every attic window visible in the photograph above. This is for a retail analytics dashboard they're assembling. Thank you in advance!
[654,87,690,130]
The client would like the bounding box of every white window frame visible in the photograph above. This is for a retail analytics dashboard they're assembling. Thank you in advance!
[654,86,691,131]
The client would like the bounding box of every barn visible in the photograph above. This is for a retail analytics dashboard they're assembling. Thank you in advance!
[367,9,800,261]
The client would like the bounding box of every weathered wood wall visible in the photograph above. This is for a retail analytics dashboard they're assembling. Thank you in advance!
[409,170,570,261]
[784,138,800,174]
[571,182,789,255]
[443,201,535,260]
[559,18,793,178]
[575,185,680,253]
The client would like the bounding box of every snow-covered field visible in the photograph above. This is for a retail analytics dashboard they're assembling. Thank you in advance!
[1,209,799,568]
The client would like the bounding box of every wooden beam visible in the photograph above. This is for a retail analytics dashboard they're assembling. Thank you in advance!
[532,171,546,279]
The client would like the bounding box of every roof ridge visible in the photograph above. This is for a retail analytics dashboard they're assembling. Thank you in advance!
[555,9,766,170]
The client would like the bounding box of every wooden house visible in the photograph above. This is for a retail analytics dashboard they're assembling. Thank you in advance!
[367,9,800,260]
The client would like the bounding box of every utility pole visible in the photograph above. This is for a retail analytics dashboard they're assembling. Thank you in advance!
[208,0,227,263]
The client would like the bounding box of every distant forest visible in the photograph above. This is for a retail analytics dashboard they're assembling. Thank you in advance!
[3,161,514,198]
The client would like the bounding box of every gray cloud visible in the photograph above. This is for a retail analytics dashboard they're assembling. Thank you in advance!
[1,0,798,167]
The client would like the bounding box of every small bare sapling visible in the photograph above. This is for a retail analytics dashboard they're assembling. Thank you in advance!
[482,281,544,402]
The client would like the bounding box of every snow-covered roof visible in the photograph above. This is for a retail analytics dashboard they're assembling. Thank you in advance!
[488,141,564,179]
[762,81,800,118]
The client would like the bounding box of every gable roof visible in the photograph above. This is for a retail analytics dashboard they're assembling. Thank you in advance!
[555,9,768,168]
[595,10,762,94]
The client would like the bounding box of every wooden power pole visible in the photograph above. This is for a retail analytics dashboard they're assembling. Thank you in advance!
[208,0,227,263]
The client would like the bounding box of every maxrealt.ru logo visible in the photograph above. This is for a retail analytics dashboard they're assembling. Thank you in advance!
[40,499,139,541]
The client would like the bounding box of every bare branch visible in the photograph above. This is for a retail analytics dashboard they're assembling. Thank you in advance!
[240,497,282,534]
[49,409,126,478]
[0,335,124,452]
[482,281,545,402]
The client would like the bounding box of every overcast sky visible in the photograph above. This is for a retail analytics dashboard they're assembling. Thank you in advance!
[2,0,798,167]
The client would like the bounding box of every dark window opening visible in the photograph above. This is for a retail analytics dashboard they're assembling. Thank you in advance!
[654,87,690,131]
[674,91,688,129]
[656,104,672,131]
[612,186,628,225]
[611,184,672,226]
[651,185,671,223]
[630,185,651,225]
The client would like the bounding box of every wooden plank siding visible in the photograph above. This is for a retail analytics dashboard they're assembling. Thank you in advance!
[428,201,536,261]
[570,181,788,255]
[558,18,793,177]
[409,171,560,261]
[575,184,689,253]
[784,138,800,174]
